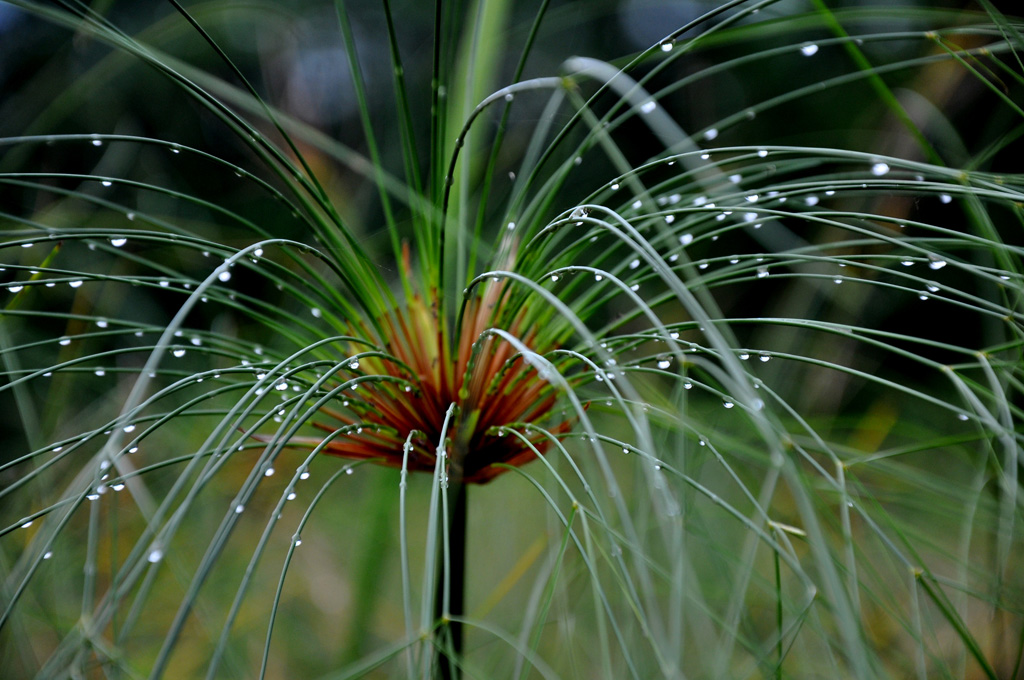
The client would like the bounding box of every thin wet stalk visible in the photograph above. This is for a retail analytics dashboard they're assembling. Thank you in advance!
[435,479,466,680]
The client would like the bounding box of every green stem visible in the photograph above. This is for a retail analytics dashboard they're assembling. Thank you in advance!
[436,480,466,680]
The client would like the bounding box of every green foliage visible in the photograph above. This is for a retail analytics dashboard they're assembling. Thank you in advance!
[1,0,1023,678]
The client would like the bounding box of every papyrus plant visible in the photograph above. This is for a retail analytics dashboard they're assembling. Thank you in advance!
[1,0,1022,678]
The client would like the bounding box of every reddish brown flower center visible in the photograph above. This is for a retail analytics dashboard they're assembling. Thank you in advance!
[300,285,570,483]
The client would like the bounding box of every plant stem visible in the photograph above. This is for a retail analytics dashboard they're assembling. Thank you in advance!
[436,479,467,680]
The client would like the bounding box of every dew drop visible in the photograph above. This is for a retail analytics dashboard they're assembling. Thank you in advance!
[928,257,947,270]
[235,504,245,514]
[59,337,71,346]
[148,549,164,563]
[172,348,186,358]
[871,162,890,176]
[610,183,620,191]
[503,92,514,102]
[594,274,603,282]
[94,369,106,377]
[957,413,969,421]
[723,400,735,409]
[900,260,914,267]
[657,357,671,369]
[311,307,322,318]
[679,233,693,246]
[101,181,112,187]
[939,193,952,204]
[8,285,23,293]
[757,149,769,158]
[123,424,136,433]
[300,471,310,480]
[110,237,127,247]
[805,195,819,206]
[640,100,657,114]
[739,353,750,360]
[703,128,718,141]
[21,521,33,529]
[756,267,769,279]
[43,551,53,559]
[218,270,232,282]
[700,153,710,161]
[349,360,360,370]
[660,42,673,52]
[92,139,103,147]
[759,352,771,362]
[69,280,83,289]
